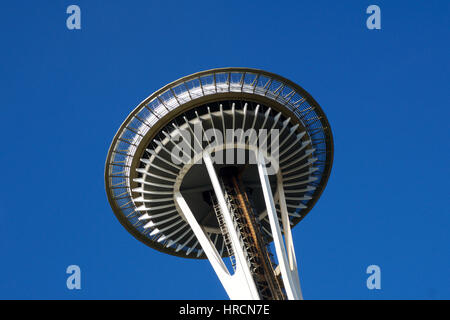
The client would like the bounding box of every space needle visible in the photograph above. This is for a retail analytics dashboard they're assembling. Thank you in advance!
[105,68,333,300]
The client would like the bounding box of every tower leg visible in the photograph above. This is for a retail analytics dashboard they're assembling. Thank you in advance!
[257,152,303,300]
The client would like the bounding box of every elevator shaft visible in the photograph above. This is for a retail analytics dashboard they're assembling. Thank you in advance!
[210,167,286,300]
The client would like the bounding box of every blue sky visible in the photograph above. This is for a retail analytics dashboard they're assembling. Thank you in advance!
[0,0,449,299]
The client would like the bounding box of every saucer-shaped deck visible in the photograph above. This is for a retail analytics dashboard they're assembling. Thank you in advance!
[105,68,333,258]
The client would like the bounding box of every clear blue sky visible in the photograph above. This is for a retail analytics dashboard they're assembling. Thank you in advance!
[0,1,449,299]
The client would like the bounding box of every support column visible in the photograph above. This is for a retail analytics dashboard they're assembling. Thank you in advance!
[257,152,302,300]
[276,170,303,299]
[202,153,260,299]
[174,152,260,300]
